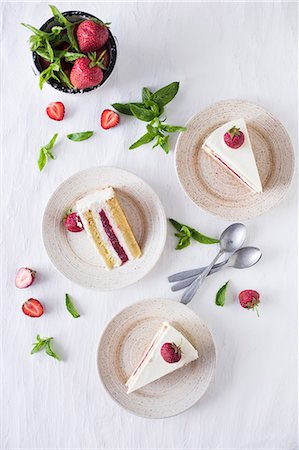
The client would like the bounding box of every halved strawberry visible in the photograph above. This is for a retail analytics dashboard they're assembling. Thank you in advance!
[46,102,65,121]
[101,109,120,129]
[15,267,36,288]
[22,298,44,318]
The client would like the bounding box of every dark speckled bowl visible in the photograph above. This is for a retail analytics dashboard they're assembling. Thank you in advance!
[32,11,117,94]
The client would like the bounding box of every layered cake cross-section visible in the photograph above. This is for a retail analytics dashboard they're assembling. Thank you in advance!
[75,187,141,270]
[202,118,263,193]
[125,321,198,394]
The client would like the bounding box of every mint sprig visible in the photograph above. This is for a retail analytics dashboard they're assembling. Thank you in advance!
[65,293,80,318]
[169,218,219,250]
[31,335,61,360]
[38,133,58,171]
[215,281,230,307]
[112,81,186,154]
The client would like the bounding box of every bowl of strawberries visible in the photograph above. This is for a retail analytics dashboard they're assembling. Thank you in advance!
[23,5,117,93]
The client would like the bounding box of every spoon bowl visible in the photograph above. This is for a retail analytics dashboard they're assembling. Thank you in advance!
[229,246,262,269]
[219,223,247,253]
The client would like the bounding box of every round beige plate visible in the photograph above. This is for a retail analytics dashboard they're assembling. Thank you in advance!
[175,100,295,220]
[97,298,216,418]
[42,167,166,290]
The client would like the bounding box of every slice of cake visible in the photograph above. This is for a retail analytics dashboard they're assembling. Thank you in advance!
[202,118,263,193]
[75,187,141,270]
[125,321,198,394]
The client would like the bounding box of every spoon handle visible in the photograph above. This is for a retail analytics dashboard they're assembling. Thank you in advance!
[181,250,224,305]
[171,263,226,292]
[168,259,228,282]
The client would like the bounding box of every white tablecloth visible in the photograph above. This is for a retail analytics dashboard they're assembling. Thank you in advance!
[1,2,297,449]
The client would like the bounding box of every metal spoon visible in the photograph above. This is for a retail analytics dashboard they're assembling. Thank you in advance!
[180,223,247,305]
[171,247,261,291]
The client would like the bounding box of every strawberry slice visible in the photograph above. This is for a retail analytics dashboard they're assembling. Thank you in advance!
[101,109,120,129]
[22,299,44,318]
[15,267,36,288]
[46,102,65,121]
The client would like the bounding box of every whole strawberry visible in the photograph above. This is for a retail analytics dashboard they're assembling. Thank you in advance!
[64,212,84,232]
[70,57,104,90]
[160,342,181,363]
[239,290,260,317]
[76,20,109,53]
[224,126,245,149]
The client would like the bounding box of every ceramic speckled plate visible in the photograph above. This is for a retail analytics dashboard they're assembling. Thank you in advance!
[97,298,216,418]
[175,100,295,220]
[42,167,166,290]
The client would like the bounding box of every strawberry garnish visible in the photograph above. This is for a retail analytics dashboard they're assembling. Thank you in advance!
[239,290,260,316]
[22,298,44,318]
[101,109,120,129]
[15,267,36,289]
[46,102,65,121]
[224,126,245,149]
[64,212,84,232]
[160,342,182,363]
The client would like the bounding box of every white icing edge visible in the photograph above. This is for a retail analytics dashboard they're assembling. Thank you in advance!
[75,187,115,214]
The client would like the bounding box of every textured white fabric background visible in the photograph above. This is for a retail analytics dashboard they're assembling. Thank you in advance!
[1,1,298,449]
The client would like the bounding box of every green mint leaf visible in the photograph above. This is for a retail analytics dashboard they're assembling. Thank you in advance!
[169,218,183,232]
[129,132,155,149]
[64,51,86,62]
[215,281,230,307]
[65,293,80,318]
[161,124,187,133]
[49,5,67,25]
[144,99,160,116]
[57,70,73,89]
[38,149,47,171]
[146,124,158,137]
[21,23,49,37]
[35,47,52,61]
[51,25,64,35]
[191,230,220,244]
[66,23,79,52]
[67,131,94,142]
[181,225,191,238]
[142,87,153,102]
[31,336,47,354]
[44,133,58,152]
[129,104,155,122]
[38,134,58,171]
[169,218,219,249]
[45,339,61,360]
[111,102,144,116]
[152,81,180,107]
[176,235,190,250]
[45,39,54,62]
[159,135,170,154]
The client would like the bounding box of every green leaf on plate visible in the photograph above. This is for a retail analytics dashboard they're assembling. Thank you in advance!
[67,131,94,142]
[215,281,230,307]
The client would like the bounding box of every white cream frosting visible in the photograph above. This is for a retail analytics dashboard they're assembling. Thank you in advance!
[202,118,263,193]
[126,321,198,394]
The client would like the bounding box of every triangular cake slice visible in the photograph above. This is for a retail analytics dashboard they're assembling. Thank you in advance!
[125,321,198,394]
[202,118,263,193]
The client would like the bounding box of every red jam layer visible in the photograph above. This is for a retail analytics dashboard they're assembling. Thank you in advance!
[99,209,129,264]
